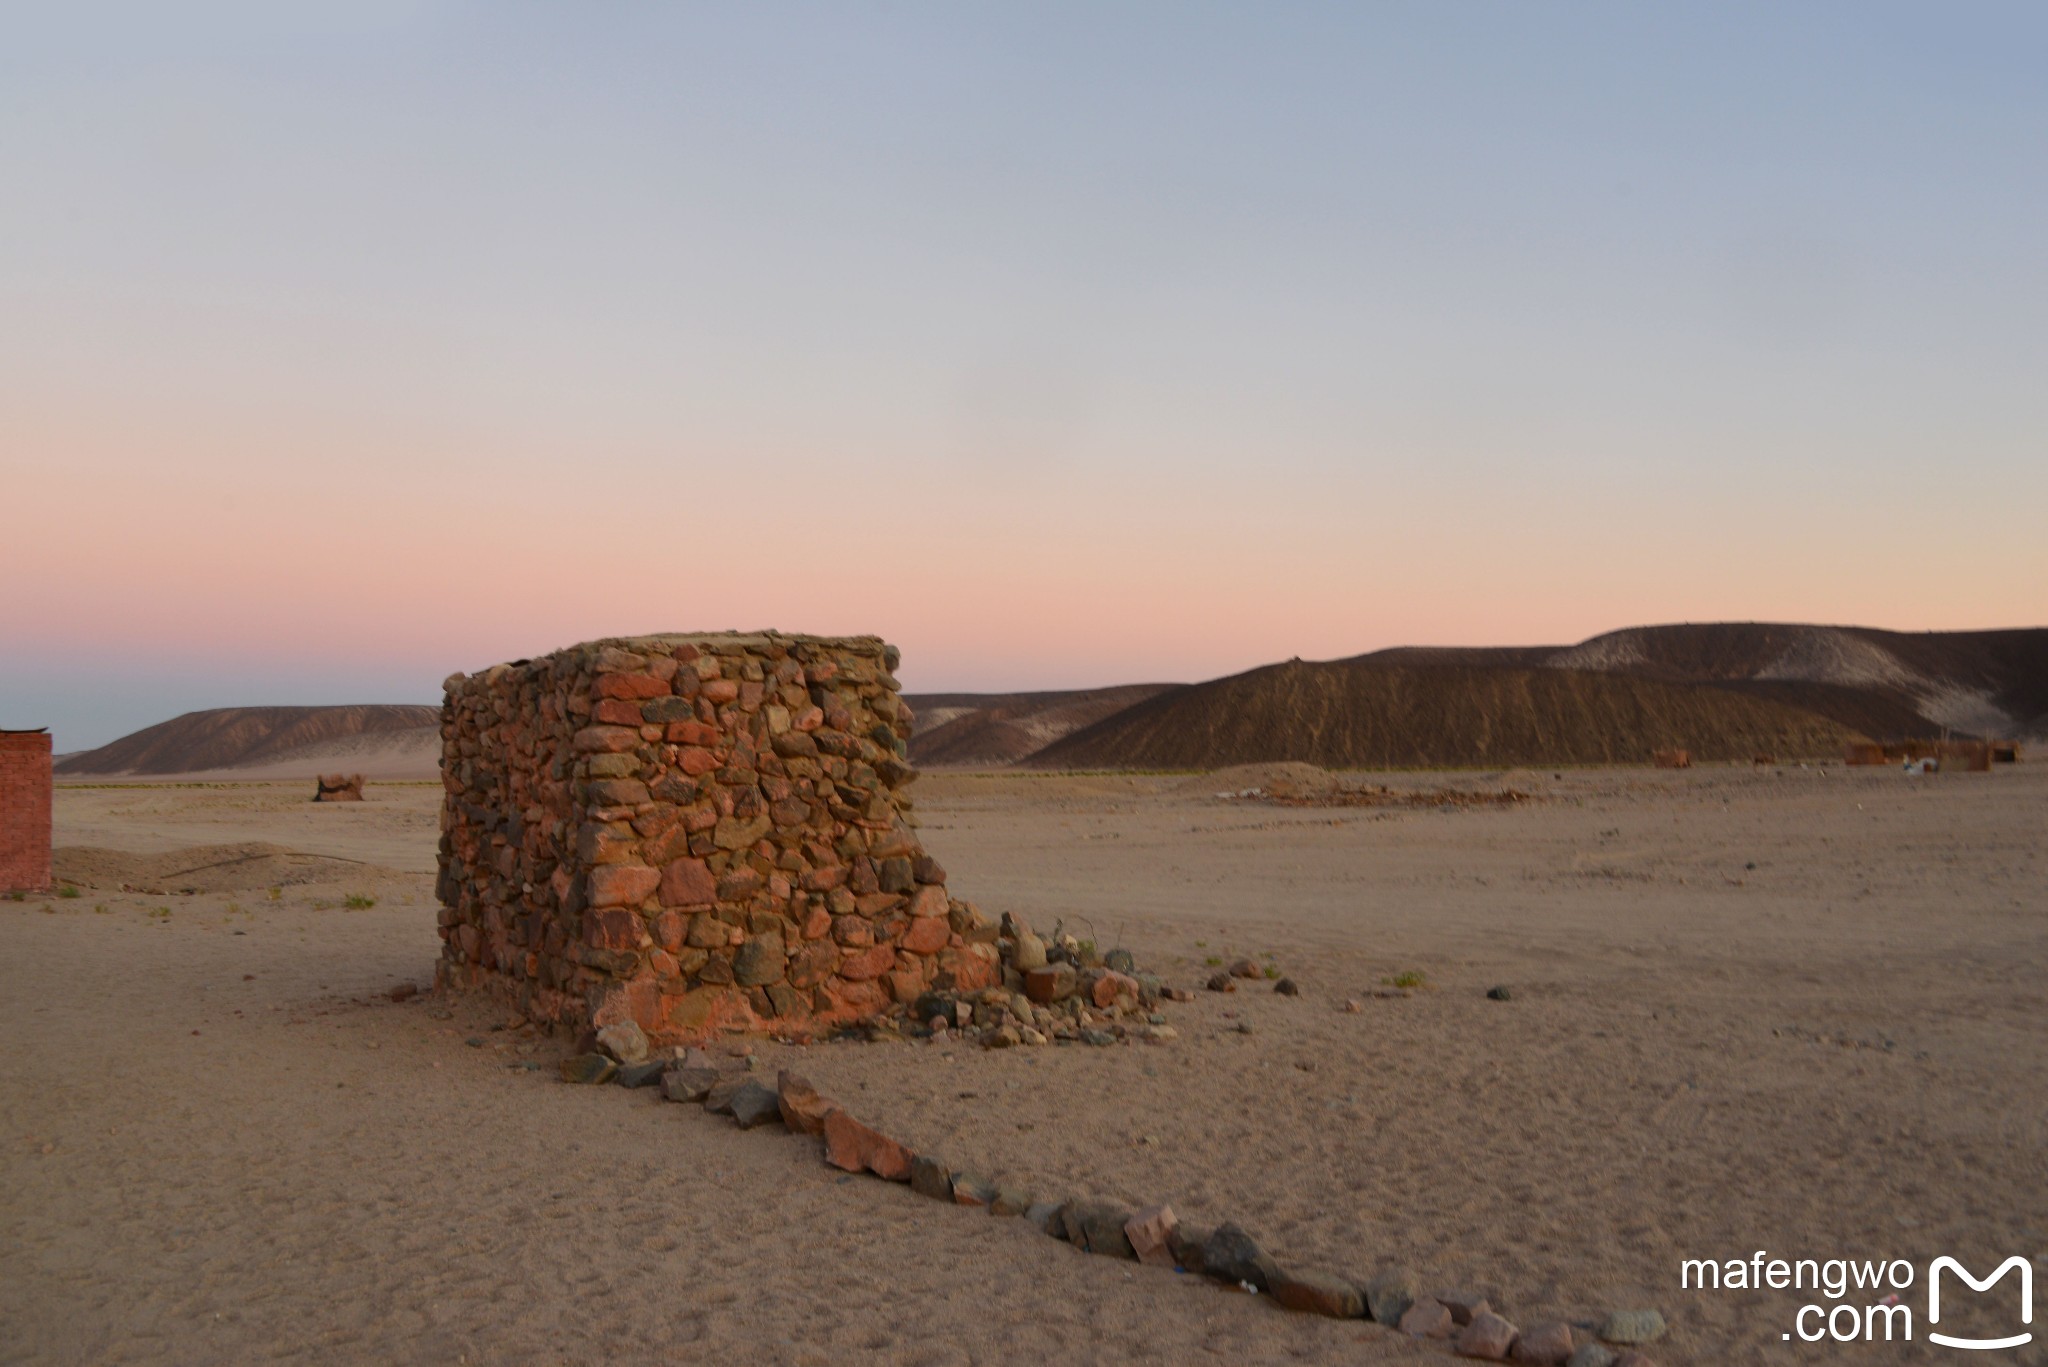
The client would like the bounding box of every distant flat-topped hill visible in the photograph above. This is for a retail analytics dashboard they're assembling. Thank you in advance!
[55,705,441,778]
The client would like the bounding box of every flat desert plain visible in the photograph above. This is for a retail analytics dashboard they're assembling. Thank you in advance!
[4,764,2044,1365]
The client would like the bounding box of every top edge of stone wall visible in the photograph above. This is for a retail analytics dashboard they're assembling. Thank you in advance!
[443,630,895,691]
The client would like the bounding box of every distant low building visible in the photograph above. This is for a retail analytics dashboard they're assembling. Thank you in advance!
[0,729,53,893]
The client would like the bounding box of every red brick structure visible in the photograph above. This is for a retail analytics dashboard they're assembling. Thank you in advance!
[1,729,54,893]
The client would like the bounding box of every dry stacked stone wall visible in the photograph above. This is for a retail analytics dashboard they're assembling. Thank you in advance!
[435,632,1000,1044]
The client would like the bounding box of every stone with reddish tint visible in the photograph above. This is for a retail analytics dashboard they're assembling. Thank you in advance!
[1024,962,1078,1003]
[821,1109,913,1180]
[1123,1204,1179,1268]
[951,1173,995,1207]
[1456,1312,1520,1361]
[836,943,896,982]
[594,672,669,700]
[584,908,641,951]
[1090,970,1139,1011]
[775,1070,836,1134]
[899,916,950,954]
[1511,1323,1576,1365]
[1400,1298,1456,1339]
[1228,957,1262,979]
[1272,1269,1366,1319]
[657,857,716,908]
[573,725,640,753]
[587,864,660,908]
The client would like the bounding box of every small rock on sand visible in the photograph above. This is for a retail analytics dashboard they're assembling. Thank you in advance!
[595,1021,649,1065]
[910,1154,952,1201]
[1365,1267,1420,1325]
[1200,1222,1279,1292]
[1511,1322,1575,1365]
[728,1081,783,1129]
[661,1067,720,1103]
[1271,1268,1365,1318]
[1456,1311,1520,1360]
[1400,1298,1455,1338]
[1123,1204,1178,1267]
[1598,1310,1666,1345]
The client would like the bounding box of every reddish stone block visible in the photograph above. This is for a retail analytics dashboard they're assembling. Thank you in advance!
[1124,1205,1179,1268]
[677,747,719,776]
[1456,1312,1520,1361]
[594,672,670,700]
[584,908,642,950]
[836,943,896,981]
[899,916,950,955]
[822,1110,913,1180]
[1510,1323,1574,1365]
[1400,1299,1455,1338]
[776,1070,837,1134]
[658,857,716,907]
[587,864,660,908]
[905,884,948,918]
[592,699,643,725]
[573,725,640,753]
[665,720,719,746]
[653,910,686,953]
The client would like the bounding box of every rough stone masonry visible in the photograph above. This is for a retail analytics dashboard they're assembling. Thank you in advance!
[0,729,54,894]
[435,632,1001,1044]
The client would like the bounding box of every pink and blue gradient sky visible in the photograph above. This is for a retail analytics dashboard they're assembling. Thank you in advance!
[4,3,2045,750]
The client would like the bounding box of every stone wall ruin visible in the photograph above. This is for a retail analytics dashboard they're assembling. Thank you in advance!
[434,632,1002,1043]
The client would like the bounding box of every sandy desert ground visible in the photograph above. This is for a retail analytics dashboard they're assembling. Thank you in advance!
[5,764,2044,1365]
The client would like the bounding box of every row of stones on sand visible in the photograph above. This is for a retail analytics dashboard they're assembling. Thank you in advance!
[435,633,1168,1045]
[565,1027,1669,1364]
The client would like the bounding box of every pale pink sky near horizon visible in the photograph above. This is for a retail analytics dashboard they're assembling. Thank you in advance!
[4,4,2045,750]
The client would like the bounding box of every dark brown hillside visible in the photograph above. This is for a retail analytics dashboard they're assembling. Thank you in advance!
[55,705,442,775]
[1353,623,2048,739]
[1027,661,1862,771]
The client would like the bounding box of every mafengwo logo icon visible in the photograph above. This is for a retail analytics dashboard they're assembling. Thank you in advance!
[1927,1256,2032,1351]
